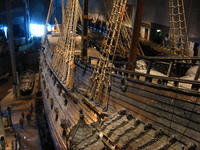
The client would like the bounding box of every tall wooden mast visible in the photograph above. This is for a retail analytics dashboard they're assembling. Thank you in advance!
[127,0,144,71]
[42,0,53,44]
[82,0,88,61]
[62,0,65,23]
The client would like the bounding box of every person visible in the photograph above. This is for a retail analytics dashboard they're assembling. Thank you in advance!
[29,107,32,114]
[30,103,33,110]
[30,103,33,114]
[19,118,24,128]
[26,113,30,124]
[21,112,25,119]
[12,82,16,93]
[28,111,32,120]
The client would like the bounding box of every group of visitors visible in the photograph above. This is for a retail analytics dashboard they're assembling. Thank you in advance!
[19,103,33,129]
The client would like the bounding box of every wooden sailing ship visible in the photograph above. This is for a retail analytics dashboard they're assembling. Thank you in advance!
[39,0,200,149]
[18,70,35,96]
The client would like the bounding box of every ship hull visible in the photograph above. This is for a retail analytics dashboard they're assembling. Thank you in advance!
[40,48,200,149]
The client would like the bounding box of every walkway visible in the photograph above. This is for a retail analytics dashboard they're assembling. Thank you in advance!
[0,75,41,150]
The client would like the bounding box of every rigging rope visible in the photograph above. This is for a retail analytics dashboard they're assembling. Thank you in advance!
[85,0,128,109]
[103,0,144,58]
[169,0,189,56]
[50,0,81,90]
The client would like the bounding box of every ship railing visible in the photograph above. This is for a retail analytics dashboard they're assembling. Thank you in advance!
[113,67,200,92]
[137,56,200,60]
[75,57,200,92]
[137,56,200,82]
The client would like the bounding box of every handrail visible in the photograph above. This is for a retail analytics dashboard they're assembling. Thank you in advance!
[113,67,200,85]
[75,57,200,91]
[43,49,199,94]
[138,55,200,60]
[87,56,199,65]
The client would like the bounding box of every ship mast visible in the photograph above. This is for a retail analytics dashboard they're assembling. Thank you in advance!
[42,0,53,44]
[61,0,65,24]
[127,0,144,71]
[82,0,89,61]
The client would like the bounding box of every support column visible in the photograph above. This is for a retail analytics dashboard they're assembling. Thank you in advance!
[24,4,28,44]
[127,0,144,71]
[167,61,174,77]
[0,106,6,150]
[6,0,17,86]
[82,0,88,61]
[191,64,200,90]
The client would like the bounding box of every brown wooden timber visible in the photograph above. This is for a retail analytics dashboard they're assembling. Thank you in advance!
[82,0,88,60]
[127,0,144,71]
[41,55,81,126]
[138,55,200,60]
[109,92,200,143]
[74,70,92,92]
[111,80,200,124]
[79,100,99,123]
[111,74,199,103]
[127,79,200,105]
[109,95,158,123]
[194,64,200,81]
[74,61,200,144]
[109,75,200,143]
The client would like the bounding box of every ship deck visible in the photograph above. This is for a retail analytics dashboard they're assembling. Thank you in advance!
[40,31,200,149]
[47,33,200,92]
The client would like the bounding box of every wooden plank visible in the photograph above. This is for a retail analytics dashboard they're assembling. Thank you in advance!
[110,90,151,112]
[75,72,90,83]
[173,107,200,124]
[127,79,200,105]
[109,95,158,123]
[112,79,200,115]
[174,100,200,114]
[111,83,200,123]
[113,85,200,124]
[74,78,89,89]
[42,64,81,126]
[188,121,200,132]
[109,85,200,139]
[183,127,200,143]
[75,66,92,79]
[79,101,99,123]
[112,85,156,106]
[112,78,175,103]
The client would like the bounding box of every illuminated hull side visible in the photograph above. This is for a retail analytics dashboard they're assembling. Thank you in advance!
[39,0,200,149]
[39,45,200,149]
